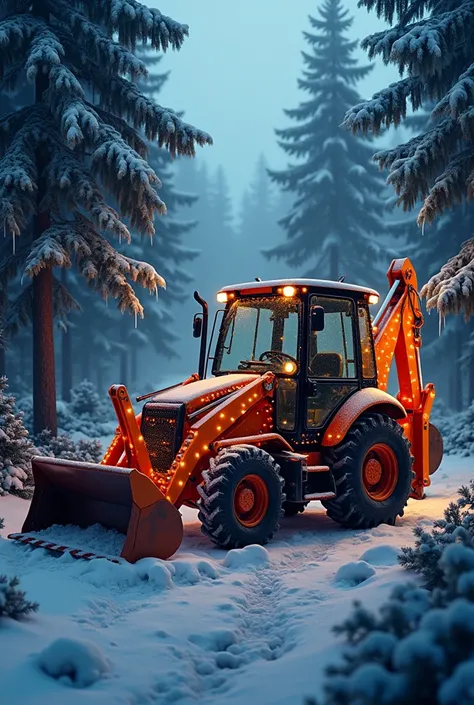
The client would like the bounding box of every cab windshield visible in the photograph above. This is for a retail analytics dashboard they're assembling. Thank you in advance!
[213,296,301,375]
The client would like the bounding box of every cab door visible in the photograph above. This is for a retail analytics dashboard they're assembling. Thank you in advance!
[306,295,359,432]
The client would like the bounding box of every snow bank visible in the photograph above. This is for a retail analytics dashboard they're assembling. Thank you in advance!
[37,637,110,688]
[335,561,376,587]
[223,545,270,569]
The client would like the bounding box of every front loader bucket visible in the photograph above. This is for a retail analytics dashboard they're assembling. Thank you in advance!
[11,456,183,563]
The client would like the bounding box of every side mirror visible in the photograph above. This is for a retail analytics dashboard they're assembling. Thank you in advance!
[193,314,203,338]
[310,305,325,332]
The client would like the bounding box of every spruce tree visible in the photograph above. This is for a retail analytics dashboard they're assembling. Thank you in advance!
[0,376,34,496]
[344,0,474,318]
[0,0,211,435]
[267,0,386,283]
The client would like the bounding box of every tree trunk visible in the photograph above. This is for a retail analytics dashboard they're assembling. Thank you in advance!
[32,2,57,435]
[61,271,73,402]
[329,244,339,281]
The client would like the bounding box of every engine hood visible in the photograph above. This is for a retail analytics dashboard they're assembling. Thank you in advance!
[149,374,259,415]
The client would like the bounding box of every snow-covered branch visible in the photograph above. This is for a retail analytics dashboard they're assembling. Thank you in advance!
[74,0,189,51]
[417,147,474,224]
[24,214,165,316]
[362,3,474,77]
[421,238,474,317]
[95,72,213,155]
[342,77,423,135]
[377,116,461,209]
[52,1,147,79]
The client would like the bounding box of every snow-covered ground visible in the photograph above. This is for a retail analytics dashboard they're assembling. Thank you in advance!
[0,455,472,705]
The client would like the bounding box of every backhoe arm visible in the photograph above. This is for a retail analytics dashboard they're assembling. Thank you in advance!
[372,258,436,499]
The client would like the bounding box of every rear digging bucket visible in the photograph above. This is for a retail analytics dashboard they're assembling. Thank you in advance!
[14,456,183,563]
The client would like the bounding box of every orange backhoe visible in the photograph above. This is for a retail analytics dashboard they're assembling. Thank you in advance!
[10,258,443,563]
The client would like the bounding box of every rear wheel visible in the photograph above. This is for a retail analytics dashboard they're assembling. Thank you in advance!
[197,445,285,549]
[322,413,413,529]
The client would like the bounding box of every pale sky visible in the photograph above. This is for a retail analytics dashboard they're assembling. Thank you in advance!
[155,1,399,205]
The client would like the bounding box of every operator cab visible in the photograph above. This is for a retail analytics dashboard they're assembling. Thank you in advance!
[209,278,379,448]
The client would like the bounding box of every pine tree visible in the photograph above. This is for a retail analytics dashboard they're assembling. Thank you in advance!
[344,0,474,318]
[0,1,212,435]
[266,0,386,284]
[0,376,34,497]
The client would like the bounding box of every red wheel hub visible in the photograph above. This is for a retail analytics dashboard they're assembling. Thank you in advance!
[233,475,269,527]
[362,443,399,502]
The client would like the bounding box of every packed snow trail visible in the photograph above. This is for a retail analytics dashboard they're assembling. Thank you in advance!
[0,456,472,705]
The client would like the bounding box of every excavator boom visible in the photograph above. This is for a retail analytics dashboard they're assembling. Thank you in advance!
[372,258,442,497]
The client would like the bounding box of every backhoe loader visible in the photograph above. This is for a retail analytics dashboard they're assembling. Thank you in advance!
[10,258,443,563]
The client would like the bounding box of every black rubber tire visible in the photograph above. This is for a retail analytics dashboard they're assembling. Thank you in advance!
[321,412,413,529]
[197,445,285,549]
[283,502,308,517]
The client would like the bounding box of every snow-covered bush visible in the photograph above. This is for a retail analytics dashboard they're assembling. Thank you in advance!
[0,377,35,498]
[18,379,115,440]
[307,482,474,705]
[35,431,102,464]
[0,575,38,621]
[399,482,474,591]
[70,380,101,417]
[431,401,474,457]
[310,541,474,705]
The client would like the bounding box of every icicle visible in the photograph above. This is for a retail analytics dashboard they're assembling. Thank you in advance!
[134,311,137,328]
[3,223,5,238]
[12,233,15,255]
[151,234,154,246]
[421,220,425,237]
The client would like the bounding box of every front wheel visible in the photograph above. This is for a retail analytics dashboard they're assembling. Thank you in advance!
[197,445,285,549]
[322,413,413,529]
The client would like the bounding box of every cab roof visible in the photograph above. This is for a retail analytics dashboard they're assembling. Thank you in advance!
[219,278,379,298]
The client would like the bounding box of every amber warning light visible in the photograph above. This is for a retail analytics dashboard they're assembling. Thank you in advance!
[217,292,228,303]
[282,285,296,297]
[368,294,379,305]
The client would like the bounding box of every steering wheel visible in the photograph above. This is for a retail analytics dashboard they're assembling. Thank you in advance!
[258,350,298,367]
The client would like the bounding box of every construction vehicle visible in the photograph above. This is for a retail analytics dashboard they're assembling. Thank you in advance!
[10,257,443,563]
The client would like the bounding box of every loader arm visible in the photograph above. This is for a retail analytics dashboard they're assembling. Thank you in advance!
[372,258,436,498]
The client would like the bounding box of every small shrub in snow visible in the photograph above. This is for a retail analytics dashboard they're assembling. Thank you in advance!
[35,431,102,464]
[0,377,35,498]
[0,575,38,621]
[71,380,101,417]
[399,482,474,591]
[38,637,110,687]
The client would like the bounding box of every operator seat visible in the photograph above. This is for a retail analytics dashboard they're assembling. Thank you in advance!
[309,352,343,378]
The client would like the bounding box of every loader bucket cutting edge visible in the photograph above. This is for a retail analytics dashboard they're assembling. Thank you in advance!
[14,456,184,563]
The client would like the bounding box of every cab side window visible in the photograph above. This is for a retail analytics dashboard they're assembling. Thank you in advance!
[308,296,356,378]
[358,305,376,379]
